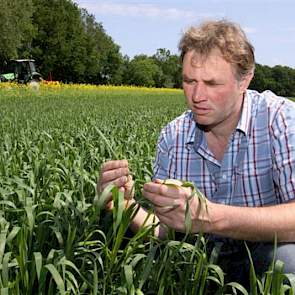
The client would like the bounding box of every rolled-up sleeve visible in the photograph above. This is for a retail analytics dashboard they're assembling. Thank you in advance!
[153,129,171,180]
[271,100,295,203]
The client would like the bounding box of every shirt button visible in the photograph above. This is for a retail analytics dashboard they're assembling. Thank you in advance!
[222,174,227,180]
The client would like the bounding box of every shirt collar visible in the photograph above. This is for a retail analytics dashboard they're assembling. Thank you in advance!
[186,111,197,144]
[236,90,251,135]
[186,112,205,151]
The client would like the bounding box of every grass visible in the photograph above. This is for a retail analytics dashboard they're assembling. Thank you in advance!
[0,83,294,294]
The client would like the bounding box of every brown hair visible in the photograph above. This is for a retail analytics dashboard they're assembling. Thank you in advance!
[178,19,255,80]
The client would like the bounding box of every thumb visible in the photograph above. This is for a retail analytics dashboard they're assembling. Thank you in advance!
[153,178,164,184]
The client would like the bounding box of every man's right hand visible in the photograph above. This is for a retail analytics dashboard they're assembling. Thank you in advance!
[97,160,135,210]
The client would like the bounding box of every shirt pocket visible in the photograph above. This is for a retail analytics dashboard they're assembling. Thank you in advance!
[233,160,275,206]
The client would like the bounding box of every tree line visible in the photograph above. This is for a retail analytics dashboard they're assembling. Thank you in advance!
[0,0,294,96]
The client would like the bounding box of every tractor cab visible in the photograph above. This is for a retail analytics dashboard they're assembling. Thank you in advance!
[0,59,42,83]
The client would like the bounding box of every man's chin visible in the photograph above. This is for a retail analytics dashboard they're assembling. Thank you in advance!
[193,116,215,131]
[193,115,210,126]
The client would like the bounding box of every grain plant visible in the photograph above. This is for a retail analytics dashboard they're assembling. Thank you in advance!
[0,83,294,294]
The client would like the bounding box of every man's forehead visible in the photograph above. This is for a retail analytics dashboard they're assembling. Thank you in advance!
[182,49,238,81]
[186,48,226,66]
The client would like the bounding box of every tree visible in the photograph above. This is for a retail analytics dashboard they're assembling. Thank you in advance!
[271,65,294,97]
[250,64,269,92]
[250,64,295,97]
[0,0,35,66]
[31,0,123,83]
[124,55,163,87]
[80,9,123,84]
[31,0,92,82]
[152,48,182,88]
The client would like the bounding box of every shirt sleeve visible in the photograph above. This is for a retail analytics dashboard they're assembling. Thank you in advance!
[271,99,295,202]
[153,128,170,180]
[153,119,179,181]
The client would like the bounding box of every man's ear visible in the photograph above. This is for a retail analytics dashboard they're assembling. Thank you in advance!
[239,71,254,93]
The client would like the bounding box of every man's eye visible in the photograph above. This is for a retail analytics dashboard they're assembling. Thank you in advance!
[183,79,195,84]
[206,81,221,86]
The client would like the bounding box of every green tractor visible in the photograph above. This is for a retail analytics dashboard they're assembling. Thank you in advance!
[0,59,42,84]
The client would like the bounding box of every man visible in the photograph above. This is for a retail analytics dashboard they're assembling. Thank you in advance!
[98,20,295,284]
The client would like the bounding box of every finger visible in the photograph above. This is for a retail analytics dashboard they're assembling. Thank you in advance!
[100,175,129,192]
[154,202,180,214]
[143,182,182,199]
[101,160,128,172]
[100,167,130,184]
[153,178,164,184]
[142,189,178,207]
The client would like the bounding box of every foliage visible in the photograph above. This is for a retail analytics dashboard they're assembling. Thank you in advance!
[0,84,295,293]
[30,0,123,84]
[152,48,182,88]
[75,8,123,85]
[250,64,295,97]
[31,0,87,82]
[123,55,163,87]
[0,0,294,94]
[0,0,123,84]
[0,0,35,65]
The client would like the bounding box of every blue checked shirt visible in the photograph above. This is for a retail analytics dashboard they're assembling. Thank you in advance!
[153,90,295,207]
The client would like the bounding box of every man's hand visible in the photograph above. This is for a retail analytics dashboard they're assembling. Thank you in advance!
[97,160,135,210]
[142,179,210,233]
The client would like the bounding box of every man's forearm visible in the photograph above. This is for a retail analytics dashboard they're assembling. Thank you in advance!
[202,201,295,242]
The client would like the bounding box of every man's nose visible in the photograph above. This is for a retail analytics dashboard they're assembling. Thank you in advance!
[192,83,206,103]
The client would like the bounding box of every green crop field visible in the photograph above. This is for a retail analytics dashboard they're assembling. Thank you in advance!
[0,84,294,294]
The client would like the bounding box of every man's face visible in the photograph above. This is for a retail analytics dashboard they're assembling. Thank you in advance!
[182,49,248,130]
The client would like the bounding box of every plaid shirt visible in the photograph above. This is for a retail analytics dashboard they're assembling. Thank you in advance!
[153,90,295,207]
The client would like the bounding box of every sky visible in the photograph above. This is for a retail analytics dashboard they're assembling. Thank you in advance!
[74,0,295,68]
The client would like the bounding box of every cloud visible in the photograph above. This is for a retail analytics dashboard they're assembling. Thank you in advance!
[76,1,219,21]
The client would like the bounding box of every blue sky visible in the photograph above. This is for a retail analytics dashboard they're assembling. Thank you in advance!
[74,0,295,68]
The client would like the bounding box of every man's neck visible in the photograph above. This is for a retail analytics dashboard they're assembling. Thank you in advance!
[203,97,244,161]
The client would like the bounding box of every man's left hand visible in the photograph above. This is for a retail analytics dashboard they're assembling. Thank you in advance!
[142,179,206,233]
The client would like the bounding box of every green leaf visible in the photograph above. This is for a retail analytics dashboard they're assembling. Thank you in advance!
[94,183,115,210]
[184,198,192,234]
[124,264,134,289]
[6,226,20,244]
[113,186,125,232]
[283,273,295,293]
[245,242,257,295]
[34,252,43,281]
[0,228,8,264]
[2,252,12,287]
[0,200,16,209]
[226,282,249,295]
[93,259,98,295]
[138,245,158,289]
[208,264,225,286]
[45,264,65,295]
[24,197,35,232]
[272,260,285,294]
